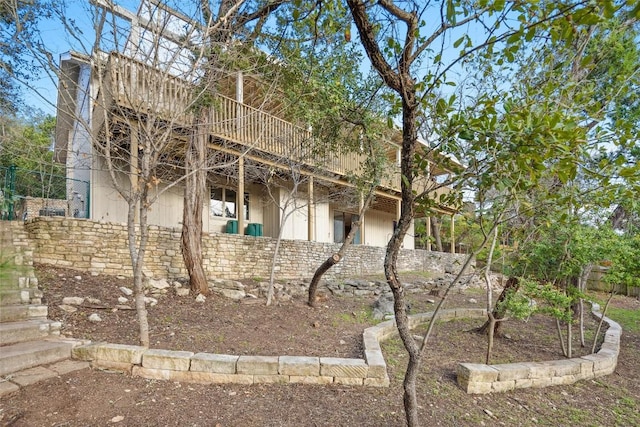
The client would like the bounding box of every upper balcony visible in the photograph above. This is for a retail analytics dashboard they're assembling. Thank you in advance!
[92,52,458,212]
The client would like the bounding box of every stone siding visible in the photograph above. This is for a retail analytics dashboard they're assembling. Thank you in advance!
[22,217,470,280]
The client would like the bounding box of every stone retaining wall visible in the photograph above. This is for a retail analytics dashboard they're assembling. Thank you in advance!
[22,217,470,280]
[71,308,487,387]
[456,304,621,394]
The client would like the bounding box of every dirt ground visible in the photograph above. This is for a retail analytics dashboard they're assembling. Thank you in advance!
[1,265,639,426]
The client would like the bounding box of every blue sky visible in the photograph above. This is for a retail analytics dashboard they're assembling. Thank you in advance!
[23,0,141,114]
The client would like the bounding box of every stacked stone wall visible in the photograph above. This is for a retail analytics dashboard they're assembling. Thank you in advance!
[23,217,469,280]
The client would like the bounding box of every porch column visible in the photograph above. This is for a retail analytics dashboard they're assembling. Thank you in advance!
[426,216,431,251]
[307,176,314,241]
[359,194,365,245]
[238,156,245,235]
[130,123,139,224]
[450,214,455,254]
[396,199,402,248]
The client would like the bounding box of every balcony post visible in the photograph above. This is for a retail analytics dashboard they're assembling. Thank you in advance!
[130,122,139,224]
[359,194,365,245]
[236,71,244,102]
[236,71,243,139]
[238,156,245,235]
[450,214,455,254]
[307,176,315,241]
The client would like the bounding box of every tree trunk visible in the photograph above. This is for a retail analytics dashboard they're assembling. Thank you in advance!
[384,95,422,426]
[556,318,568,357]
[307,186,377,307]
[485,313,497,364]
[127,179,149,348]
[476,277,520,336]
[578,264,593,347]
[307,253,340,307]
[266,226,285,306]
[430,216,443,252]
[592,289,615,353]
[181,114,209,296]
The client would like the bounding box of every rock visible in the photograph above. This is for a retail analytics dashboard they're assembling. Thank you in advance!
[86,297,101,305]
[62,296,85,306]
[115,305,133,310]
[88,313,102,322]
[173,281,182,288]
[210,279,244,290]
[469,298,478,304]
[148,278,170,290]
[176,288,190,297]
[444,264,455,274]
[74,275,82,281]
[58,304,78,313]
[426,298,435,304]
[372,293,411,320]
[144,297,158,307]
[195,293,206,303]
[118,296,129,304]
[119,287,133,296]
[217,288,246,300]
[110,415,124,423]
[372,294,395,320]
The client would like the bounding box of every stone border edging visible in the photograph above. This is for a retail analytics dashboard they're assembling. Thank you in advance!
[456,303,622,394]
[70,308,488,387]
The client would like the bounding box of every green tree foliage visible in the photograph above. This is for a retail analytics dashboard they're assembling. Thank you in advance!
[604,233,640,290]
[0,113,64,198]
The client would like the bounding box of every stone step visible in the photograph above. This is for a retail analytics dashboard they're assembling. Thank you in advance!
[0,288,43,305]
[0,304,48,322]
[0,340,72,376]
[0,320,61,346]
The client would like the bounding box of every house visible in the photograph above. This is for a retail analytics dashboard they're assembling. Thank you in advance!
[54,0,461,252]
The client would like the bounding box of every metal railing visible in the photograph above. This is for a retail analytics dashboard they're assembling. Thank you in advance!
[1,165,89,220]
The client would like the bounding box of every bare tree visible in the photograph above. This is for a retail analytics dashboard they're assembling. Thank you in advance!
[181,0,286,295]
[344,1,604,424]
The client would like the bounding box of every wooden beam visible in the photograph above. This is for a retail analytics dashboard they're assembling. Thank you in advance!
[238,156,245,235]
[450,214,455,254]
[426,216,431,251]
[130,122,139,223]
[308,176,314,241]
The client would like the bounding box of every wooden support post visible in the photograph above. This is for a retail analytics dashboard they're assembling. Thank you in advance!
[238,156,245,235]
[359,194,365,245]
[236,71,243,139]
[426,216,431,251]
[450,214,455,254]
[130,123,139,224]
[307,177,314,241]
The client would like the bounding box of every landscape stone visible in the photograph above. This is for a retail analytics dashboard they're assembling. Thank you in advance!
[88,313,103,322]
[62,296,85,305]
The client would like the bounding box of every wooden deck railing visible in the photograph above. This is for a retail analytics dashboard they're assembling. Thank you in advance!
[98,52,455,204]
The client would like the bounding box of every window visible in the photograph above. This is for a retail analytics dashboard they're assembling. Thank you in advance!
[333,211,360,244]
[211,188,249,220]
